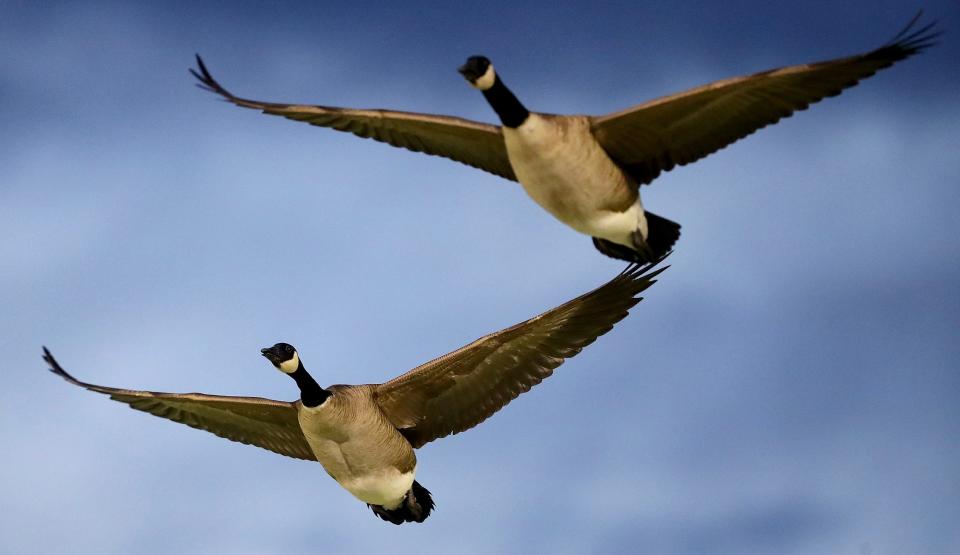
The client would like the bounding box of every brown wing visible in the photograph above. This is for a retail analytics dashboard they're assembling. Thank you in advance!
[591,14,940,185]
[373,258,667,448]
[42,348,315,461]
[190,56,517,182]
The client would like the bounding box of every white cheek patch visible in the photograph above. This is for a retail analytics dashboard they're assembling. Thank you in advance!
[278,351,300,374]
[472,63,496,90]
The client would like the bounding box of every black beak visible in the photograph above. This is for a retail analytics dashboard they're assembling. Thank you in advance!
[261,347,276,361]
[458,56,491,83]
[458,64,483,83]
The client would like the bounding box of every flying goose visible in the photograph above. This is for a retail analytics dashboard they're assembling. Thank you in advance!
[43,260,666,524]
[190,14,938,263]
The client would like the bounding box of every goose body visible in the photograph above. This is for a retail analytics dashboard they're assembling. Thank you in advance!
[43,259,666,524]
[296,385,416,508]
[502,113,644,245]
[191,14,938,262]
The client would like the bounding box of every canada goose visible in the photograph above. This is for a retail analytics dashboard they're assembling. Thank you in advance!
[190,15,938,263]
[43,260,666,524]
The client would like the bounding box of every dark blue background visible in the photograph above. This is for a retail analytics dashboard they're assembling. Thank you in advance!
[2,1,957,553]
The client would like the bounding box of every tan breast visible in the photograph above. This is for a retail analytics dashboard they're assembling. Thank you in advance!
[503,114,638,224]
[298,386,416,484]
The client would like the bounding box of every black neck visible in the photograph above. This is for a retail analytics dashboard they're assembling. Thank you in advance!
[483,75,529,128]
[289,362,330,407]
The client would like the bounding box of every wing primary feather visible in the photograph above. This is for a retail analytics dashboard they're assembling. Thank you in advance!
[883,11,942,51]
[43,346,106,393]
[190,54,273,110]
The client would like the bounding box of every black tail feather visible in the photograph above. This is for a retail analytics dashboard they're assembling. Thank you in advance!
[644,212,681,258]
[368,481,435,525]
[593,237,645,263]
[591,212,681,263]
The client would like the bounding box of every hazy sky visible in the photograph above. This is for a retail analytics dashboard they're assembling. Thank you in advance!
[2,1,958,553]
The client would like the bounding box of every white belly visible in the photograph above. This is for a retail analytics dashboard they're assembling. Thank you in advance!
[503,114,645,246]
[304,435,415,507]
[341,467,415,508]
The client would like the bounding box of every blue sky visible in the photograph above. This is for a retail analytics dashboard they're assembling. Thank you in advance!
[2,1,958,553]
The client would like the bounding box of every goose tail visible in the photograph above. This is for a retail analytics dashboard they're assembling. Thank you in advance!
[591,212,681,263]
[368,481,435,525]
[643,212,682,259]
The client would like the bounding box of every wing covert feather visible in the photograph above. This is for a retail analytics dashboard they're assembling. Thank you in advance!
[191,56,516,181]
[373,259,667,448]
[590,15,940,185]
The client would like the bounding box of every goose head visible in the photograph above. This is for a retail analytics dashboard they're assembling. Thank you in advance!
[261,342,301,374]
[458,55,529,128]
[261,342,328,407]
[458,56,496,91]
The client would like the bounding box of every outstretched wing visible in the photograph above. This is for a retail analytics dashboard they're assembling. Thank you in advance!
[373,258,667,448]
[191,56,517,181]
[591,13,940,185]
[42,348,315,461]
